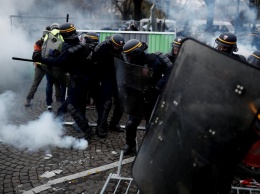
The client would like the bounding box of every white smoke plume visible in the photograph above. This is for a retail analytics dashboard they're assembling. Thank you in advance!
[0,91,88,151]
[0,0,36,91]
[0,0,103,151]
[0,0,113,91]
[148,0,258,58]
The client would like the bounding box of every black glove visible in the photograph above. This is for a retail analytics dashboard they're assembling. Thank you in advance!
[32,51,42,62]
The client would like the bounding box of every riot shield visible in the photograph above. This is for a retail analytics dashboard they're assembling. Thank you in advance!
[41,31,63,58]
[114,58,154,118]
[132,38,260,194]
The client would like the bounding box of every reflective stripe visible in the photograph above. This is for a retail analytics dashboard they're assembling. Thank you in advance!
[173,41,181,45]
[217,37,236,45]
[85,35,99,40]
[111,37,123,47]
[60,26,76,33]
[123,42,142,53]
[252,53,260,60]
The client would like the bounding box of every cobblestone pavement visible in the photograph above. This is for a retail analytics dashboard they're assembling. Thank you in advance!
[0,80,145,194]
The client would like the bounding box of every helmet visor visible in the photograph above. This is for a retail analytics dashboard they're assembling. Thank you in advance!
[248,55,260,69]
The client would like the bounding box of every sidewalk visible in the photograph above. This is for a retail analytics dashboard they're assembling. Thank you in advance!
[0,80,144,194]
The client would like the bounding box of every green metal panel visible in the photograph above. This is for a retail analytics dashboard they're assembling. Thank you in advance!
[98,32,114,41]
[78,30,176,53]
[147,34,175,53]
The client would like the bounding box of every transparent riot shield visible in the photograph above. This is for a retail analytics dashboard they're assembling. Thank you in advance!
[132,38,260,194]
[114,58,154,118]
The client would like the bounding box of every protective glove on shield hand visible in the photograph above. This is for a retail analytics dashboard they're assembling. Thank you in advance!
[32,51,42,62]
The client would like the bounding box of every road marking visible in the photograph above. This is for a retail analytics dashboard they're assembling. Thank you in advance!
[22,156,135,194]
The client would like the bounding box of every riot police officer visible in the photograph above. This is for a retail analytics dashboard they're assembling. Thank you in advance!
[247,50,260,69]
[215,32,246,62]
[165,36,185,63]
[121,39,173,155]
[92,34,125,138]
[230,50,260,189]
[33,22,95,140]
[56,31,99,121]
[80,32,100,110]
[236,49,260,182]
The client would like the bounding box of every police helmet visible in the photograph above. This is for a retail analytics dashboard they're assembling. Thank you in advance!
[42,26,51,38]
[82,32,99,43]
[59,23,79,39]
[215,32,238,53]
[50,23,60,30]
[247,50,260,69]
[122,39,148,63]
[46,26,51,31]
[110,34,125,47]
[171,36,185,48]
[42,30,48,38]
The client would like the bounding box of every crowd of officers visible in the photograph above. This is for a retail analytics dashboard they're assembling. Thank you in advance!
[27,22,260,157]
[25,21,260,193]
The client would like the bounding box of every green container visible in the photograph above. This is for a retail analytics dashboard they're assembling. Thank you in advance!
[78,30,176,54]
[147,33,175,53]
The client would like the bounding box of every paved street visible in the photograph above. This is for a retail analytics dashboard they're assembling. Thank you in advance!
[0,79,144,194]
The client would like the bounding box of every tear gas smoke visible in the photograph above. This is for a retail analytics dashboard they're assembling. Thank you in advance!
[0,0,110,151]
[0,0,116,91]
[0,0,36,91]
[0,91,88,151]
[150,0,258,58]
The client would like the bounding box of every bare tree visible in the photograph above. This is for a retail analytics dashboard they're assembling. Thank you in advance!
[204,0,215,32]
[133,0,143,20]
[254,0,260,20]
[111,0,132,20]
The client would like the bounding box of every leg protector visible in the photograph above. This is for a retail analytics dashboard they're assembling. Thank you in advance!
[125,120,138,146]
[67,103,90,133]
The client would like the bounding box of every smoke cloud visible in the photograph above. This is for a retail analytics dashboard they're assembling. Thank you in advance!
[0,0,115,91]
[150,0,258,58]
[0,0,107,151]
[0,0,35,91]
[0,91,88,151]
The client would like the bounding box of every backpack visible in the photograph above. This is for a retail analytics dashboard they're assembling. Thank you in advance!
[41,29,64,58]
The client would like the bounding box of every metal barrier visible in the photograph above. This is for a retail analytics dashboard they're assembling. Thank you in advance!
[100,150,140,194]
[231,186,260,194]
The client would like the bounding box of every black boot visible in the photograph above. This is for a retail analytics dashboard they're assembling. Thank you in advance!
[96,99,111,138]
[108,100,124,133]
[108,122,124,133]
[68,104,90,134]
[123,120,137,155]
[84,127,95,141]
[96,124,108,138]
[123,144,136,155]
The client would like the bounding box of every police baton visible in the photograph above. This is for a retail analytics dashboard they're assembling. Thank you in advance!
[12,57,47,73]
[12,57,33,62]
[66,14,69,22]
